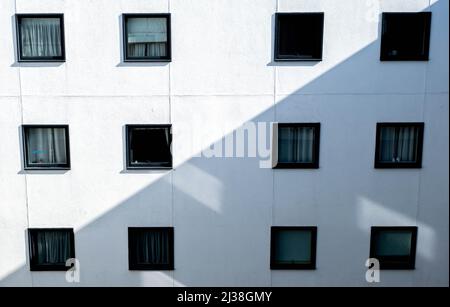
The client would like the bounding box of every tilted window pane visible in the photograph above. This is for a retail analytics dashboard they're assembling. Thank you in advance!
[375,231,412,256]
[26,127,67,165]
[278,127,314,163]
[127,18,167,58]
[381,13,431,61]
[20,18,62,57]
[274,230,312,264]
[128,127,172,167]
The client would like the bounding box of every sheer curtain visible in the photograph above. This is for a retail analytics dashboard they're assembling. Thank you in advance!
[20,18,62,57]
[380,126,418,162]
[278,127,314,163]
[34,230,72,264]
[136,230,170,265]
[27,128,67,165]
[127,17,167,57]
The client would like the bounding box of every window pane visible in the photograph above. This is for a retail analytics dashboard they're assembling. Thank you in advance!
[30,230,73,266]
[375,231,412,256]
[129,127,171,167]
[279,126,314,163]
[379,126,418,163]
[274,230,312,264]
[20,18,62,57]
[26,127,67,165]
[277,14,323,59]
[382,13,431,60]
[134,229,170,265]
[127,17,167,58]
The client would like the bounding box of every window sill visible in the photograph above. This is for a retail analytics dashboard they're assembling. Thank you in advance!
[124,59,171,63]
[270,264,316,270]
[273,163,319,169]
[24,167,70,171]
[274,57,322,62]
[374,163,422,169]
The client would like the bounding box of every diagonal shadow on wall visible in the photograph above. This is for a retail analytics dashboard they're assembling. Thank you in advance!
[1,0,448,287]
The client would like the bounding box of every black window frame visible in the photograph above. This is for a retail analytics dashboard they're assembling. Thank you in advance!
[274,123,321,169]
[274,12,324,62]
[22,124,71,170]
[270,226,317,270]
[374,122,424,169]
[122,13,172,62]
[28,228,75,271]
[16,14,66,62]
[370,226,418,270]
[128,227,175,271]
[125,124,173,170]
[380,12,432,61]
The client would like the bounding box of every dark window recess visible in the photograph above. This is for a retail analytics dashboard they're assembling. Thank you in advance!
[28,228,75,271]
[380,12,432,61]
[375,123,424,169]
[23,125,70,170]
[16,14,65,62]
[275,123,320,169]
[123,14,171,62]
[128,227,174,270]
[275,13,324,61]
[271,227,317,270]
[370,227,418,270]
[126,125,172,169]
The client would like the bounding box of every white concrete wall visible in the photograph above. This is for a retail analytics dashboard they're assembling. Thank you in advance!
[0,0,448,286]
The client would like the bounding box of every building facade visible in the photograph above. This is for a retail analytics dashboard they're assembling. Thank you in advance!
[0,0,448,286]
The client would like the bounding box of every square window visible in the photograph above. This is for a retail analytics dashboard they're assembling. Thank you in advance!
[128,227,174,270]
[370,227,418,270]
[28,228,75,271]
[126,125,172,169]
[380,12,432,61]
[23,125,70,170]
[271,227,317,270]
[375,123,424,169]
[16,14,65,62]
[275,13,324,61]
[123,14,171,62]
[274,123,320,169]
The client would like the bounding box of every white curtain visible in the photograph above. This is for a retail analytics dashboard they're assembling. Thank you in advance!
[136,230,170,265]
[380,126,418,162]
[35,231,71,264]
[27,128,67,165]
[20,18,62,57]
[127,17,167,57]
[278,127,314,163]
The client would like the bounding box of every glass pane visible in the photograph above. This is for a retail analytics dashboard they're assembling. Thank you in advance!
[384,14,429,59]
[278,14,322,58]
[375,231,412,256]
[274,230,312,264]
[278,126,314,163]
[127,17,167,58]
[379,127,396,162]
[35,230,72,265]
[26,127,67,165]
[129,127,171,166]
[20,18,62,57]
[397,126,418,162]
[379,126,418,163]
[135,230,170,265]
